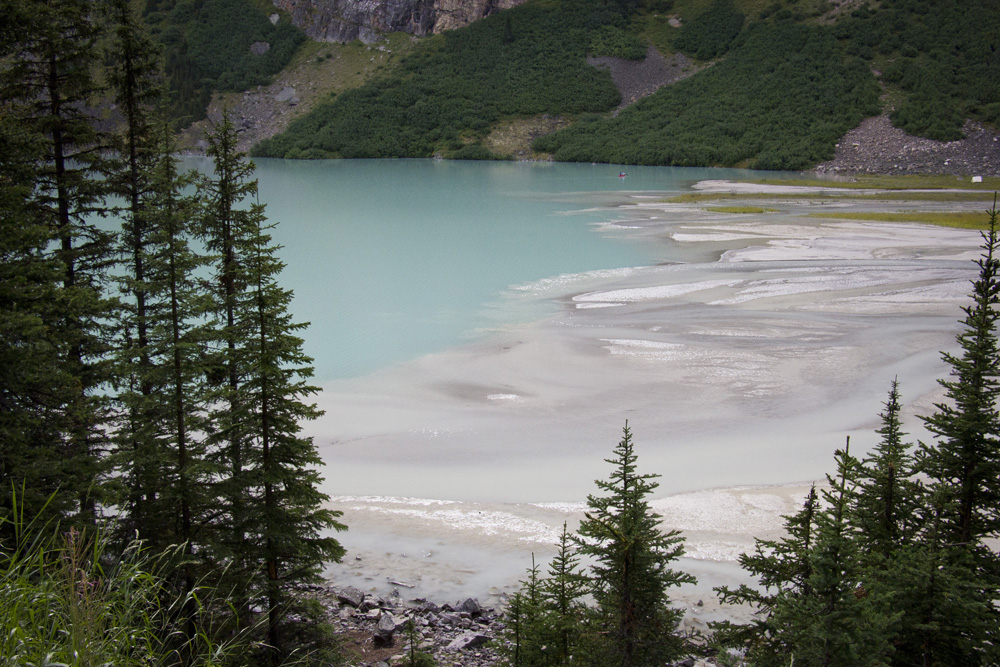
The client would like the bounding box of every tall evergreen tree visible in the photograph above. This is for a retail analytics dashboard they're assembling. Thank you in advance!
[0,0,115,526]
[852,379,921,558]
[0,96,81,533]
[715,486,819,665]
[201,111,256,567]
[575,422,694,667]
[770,442,895,667]
[540,523,589,666]
[914,200,1000,664]
[102,0,172,545]
[918,201,1000,547]
[202,114,346,662]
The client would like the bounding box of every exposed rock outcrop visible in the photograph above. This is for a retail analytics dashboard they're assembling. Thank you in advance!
[272,0,525,43]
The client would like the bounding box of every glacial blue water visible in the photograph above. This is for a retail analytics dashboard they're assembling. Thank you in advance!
[185,158,788,380]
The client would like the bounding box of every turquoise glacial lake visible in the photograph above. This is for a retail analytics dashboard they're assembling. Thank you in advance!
[185,158,789,381]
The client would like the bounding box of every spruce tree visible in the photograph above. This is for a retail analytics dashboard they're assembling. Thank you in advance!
[540,523,589,666]
[102,0,173,545]
[506,557,547,667]
[714,486,819,664]
[575,422,694,667]
[771,442,895,667]
[0,98,82,533]
[913,200,1000,664]
[918,200,1000,547]
[852,379,921,558]
[202,115,346,662]
[0,0,115,526]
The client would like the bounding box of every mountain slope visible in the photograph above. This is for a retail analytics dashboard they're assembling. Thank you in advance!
[246,0,1000,171]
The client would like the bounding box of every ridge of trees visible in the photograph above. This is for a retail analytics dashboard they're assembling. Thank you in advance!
[252,0,1000,169]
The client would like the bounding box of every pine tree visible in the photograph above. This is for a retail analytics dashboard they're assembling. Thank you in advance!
[201,111,256,569]
[885,488,996,666]
[918,200,1000,547]
[0,0,115,526]
[540,523,589,666]
[771,442,895,667]
[852,379,921,558]
[102,0,174,545]
[506,557,547,667]
[714,486,819,665]
[912,200,1000,664]
[0,96,82,533]
[202,115,346,662]
[575,422,695,667]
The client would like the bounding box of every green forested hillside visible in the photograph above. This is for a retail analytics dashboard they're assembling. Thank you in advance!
[144,0,305,125]
[252,0,629,159]
[535,21,879,169]
[252,0,1000,170]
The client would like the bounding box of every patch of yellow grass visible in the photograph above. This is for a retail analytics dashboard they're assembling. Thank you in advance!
[667,191,997,204]
[484,116,572,159]
[706,206,779,214]
[807,211,990,230]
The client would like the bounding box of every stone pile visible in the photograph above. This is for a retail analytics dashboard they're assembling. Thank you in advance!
[310,585,505,667]
[306,585,735,667]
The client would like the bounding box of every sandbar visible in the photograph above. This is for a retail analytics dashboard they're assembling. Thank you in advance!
[308,182,985,615]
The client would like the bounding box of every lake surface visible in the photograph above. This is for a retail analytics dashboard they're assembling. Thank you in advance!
[186,158,982,610]
[186,158,791,379]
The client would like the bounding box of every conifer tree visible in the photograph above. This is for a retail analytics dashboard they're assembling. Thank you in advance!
[201,112,256,566]
[540,523,589,666]
[0,0,115,525]
[0,99,82,533]
[506,557,547,667]
[576,422,694,667]
[102,0,173,545]
[202,115,346,662]
[770,442,895,667]
[913,200,1000,664]
[714,486,819,664]
[852,379,921,558]
[137,129,218,563]
[918,200,1000,548]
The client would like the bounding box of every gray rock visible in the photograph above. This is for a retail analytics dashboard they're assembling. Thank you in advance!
[446,631,490,651]
[337,586,365,608]
[455,598,482,616]
[416,600,440,614]
[274,87,298,105]
[249,40,270,55]
[374,612,398,645]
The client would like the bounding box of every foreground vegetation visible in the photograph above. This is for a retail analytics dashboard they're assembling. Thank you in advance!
[505,203,1000,666]
[2,1,342,663]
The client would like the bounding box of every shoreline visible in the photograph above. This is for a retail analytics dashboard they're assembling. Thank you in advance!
[311,181,984,617]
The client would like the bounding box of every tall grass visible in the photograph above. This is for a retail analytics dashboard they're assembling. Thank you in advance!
[0,494,237,667]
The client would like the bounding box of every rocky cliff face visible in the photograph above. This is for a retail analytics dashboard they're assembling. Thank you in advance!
[272,0,525,43]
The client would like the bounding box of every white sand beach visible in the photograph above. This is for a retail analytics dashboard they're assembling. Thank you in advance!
[307,182,986,620]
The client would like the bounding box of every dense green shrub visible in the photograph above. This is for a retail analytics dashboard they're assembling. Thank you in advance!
[836,0,1000,140]
[672,0,745,60]
[590,24,647,59]
[144,0,305,126]
[535,22,880,170]
[253,0,626,159]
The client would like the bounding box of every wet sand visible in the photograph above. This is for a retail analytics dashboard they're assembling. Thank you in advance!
[307,183,985,616]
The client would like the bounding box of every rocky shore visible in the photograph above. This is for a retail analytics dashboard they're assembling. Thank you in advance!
[308,584,724,667]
